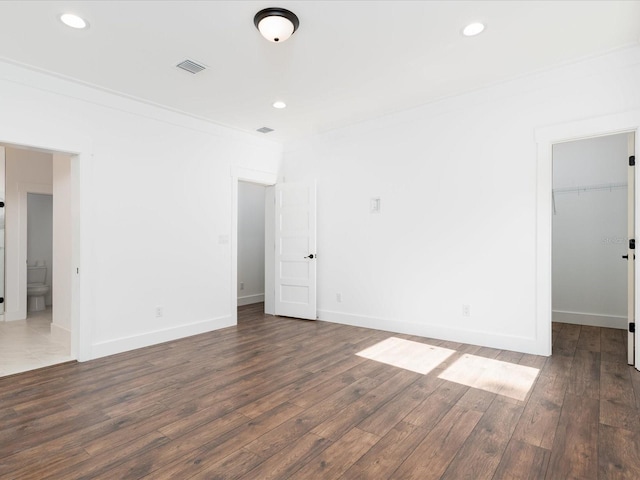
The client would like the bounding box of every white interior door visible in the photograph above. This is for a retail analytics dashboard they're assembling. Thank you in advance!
[630,133,639,368]
[0,146,4,316]
[274,181,317,320]
[628,133,636,366]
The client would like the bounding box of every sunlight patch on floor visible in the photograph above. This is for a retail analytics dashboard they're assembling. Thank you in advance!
[438,354,539,401]
[356,337,456,375]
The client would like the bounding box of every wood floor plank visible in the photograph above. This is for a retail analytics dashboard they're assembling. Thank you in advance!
[440,398,524,479]
[631,365,640,410]
[187,448,265,480]
[553,323,580,355]
[357,374,443,436]
[288,427,380,480]
[491,440,550,480]
[312,369,421,441]
[576,325,601,352]
[511,373,567,450]
[546,393,599,480]
[598,423,640,480]
[2,313,636,480]
[600,361,639,432]
[341,421,428,479]
[601,328,628,364]
[390,405,483,480]
[243,376,382,459]
[239,432,331,480]
[567,349,600,399]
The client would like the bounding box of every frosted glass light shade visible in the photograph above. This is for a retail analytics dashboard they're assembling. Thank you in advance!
[258,16,294,42]
[254,8,299,43]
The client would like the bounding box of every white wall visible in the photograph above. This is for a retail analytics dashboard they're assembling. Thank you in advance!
[552,134,629,328]
[237,181,265,306]
[283,45,640,355]
[5,148,53,321]
[0,60,281,359]
[27,193,53,305]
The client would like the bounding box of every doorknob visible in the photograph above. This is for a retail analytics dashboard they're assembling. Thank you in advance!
[304,254,315,259]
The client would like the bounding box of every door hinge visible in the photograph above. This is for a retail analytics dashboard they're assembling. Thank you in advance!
[0,297,4,304]
[631,322,636,333]
[630,239,635,250]
[630,155,636,166]
[0,201,4,208]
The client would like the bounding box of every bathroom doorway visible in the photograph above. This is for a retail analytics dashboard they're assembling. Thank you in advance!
[27,192,53,318]
[0,146,75,377]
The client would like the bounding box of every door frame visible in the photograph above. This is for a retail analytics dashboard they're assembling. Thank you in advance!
[230,166,277,324]
[0,138,92,362]
[536,110,640,360]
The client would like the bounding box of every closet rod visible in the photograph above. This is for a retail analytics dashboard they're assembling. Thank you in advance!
[553,182,627,194]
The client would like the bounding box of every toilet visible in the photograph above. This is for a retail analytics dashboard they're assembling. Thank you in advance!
[27,264,50,312]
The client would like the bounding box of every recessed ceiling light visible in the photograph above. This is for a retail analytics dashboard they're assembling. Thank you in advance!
[463,22,485,37]
[273,101,287,109]
[60,13,88,29]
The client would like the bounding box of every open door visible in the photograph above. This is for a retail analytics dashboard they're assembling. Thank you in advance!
[274,181,317,320]
[0,147,4,316]
[630,133,638,368]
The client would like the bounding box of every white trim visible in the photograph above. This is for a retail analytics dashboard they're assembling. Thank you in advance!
[231,166,278,185]
[535,110,640,358]
[238,293,265,306]
[319,310,540,355]
[91,315,233,359]
[552,311,626,330]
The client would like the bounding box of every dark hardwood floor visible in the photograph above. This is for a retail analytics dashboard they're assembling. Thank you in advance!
[1,304,639,479]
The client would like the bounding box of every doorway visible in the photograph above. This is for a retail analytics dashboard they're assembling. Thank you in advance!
[535,110,640,368]
[0,146,76,376]
[231,170,317,324]
[552,133,630,330]
[27,192,54,316]
[237,181,267,310]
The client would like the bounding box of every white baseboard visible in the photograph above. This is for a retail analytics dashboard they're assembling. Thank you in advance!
[90,315,235,360]
[50,323,71,350]
[552,311,626,329]
[318,310,544,356]
[238,294,265,306]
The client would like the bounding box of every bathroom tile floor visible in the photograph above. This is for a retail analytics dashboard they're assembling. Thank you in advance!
[0,308,74,377]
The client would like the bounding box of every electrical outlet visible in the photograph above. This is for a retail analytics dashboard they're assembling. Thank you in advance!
[155,306,163,318]
[240,282,245,290]
[462,304,470,317]
[336,293,342,303]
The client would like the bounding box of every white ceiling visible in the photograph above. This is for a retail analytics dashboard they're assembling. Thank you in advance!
[0,1,638,142]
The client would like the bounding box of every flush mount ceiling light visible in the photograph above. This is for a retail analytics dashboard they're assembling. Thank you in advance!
[272,101,287,109]
[463,22,485,37]
[59,13,88,29]
[254,7,299,43]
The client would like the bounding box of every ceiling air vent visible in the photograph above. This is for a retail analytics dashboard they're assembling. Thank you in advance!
[256,127,274,134]
[176,59,206,74]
